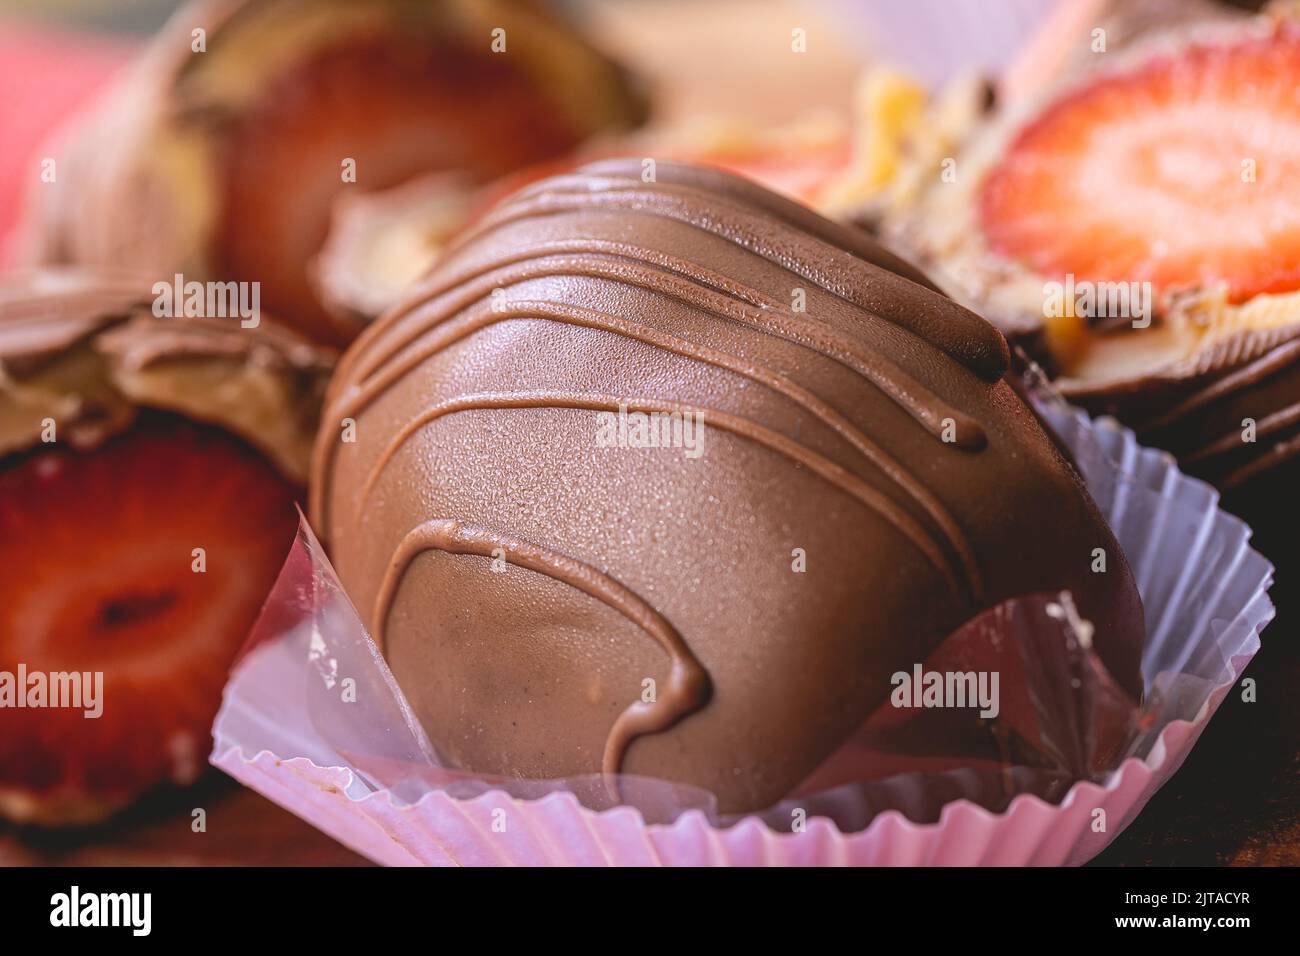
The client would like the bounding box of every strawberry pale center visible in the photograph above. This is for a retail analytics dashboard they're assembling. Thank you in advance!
[978,28,1300,306]
[0,414,298,674]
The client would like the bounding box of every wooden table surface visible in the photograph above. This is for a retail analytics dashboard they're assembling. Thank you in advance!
[0,780,369,867]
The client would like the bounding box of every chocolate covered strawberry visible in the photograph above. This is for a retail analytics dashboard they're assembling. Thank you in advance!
[0,415,298,824]
[869,5,1300,494]
[17,0,646,347]
[0,269,330,824]
[979,24,1300,308]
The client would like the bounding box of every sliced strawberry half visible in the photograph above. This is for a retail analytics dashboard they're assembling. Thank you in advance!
[0,413,298,825]
[979,26,1300,304]
[215,35,588,347]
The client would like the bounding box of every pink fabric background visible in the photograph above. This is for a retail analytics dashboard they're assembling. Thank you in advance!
[0,21,133,261]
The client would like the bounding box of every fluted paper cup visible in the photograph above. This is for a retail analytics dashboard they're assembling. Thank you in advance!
[210,387,1273,866]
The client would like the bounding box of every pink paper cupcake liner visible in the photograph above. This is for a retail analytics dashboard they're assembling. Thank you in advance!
[209,387,1274,866]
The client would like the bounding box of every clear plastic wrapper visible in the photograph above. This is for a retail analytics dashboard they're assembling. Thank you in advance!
[211,386,1273,865]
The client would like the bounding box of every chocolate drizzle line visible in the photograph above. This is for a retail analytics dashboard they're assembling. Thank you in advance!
[316,261,986,581]
[448,180,1009,380]
[359,389,966,600]
[546,158,950,294]
[348,248,988,448]
[314,162,1009,775]
[372,519,710,778]
[313,249,987,534]
[334,297,982,594]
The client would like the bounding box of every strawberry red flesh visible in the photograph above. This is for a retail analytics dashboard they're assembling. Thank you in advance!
[215,35,587,346]
[0,413,298,824]
[978,27,1300,303]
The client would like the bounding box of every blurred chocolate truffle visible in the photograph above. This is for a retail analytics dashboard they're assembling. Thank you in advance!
[313,161,1144,812]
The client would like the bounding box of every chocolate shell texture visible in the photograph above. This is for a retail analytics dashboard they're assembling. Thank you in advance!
[315,161,1144,812]
[0,268,331,481]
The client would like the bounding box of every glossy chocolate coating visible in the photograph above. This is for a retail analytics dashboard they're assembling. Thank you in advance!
[314,161,1144,812]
